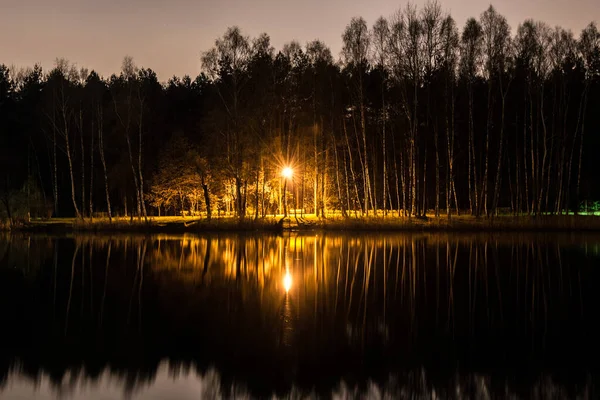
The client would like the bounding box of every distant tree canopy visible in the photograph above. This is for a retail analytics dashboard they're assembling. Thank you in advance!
[1,2,599,221]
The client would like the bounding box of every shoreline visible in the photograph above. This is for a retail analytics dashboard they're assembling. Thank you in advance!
[4,214,600,234]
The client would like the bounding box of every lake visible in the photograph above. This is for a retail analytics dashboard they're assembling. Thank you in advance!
[0,232,599,399]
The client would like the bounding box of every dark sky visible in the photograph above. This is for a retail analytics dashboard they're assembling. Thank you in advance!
[2,0,598,80]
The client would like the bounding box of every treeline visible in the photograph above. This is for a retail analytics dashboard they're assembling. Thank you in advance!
[1,2,599,221]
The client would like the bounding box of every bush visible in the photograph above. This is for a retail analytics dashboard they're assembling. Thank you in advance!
[0,177,52,221]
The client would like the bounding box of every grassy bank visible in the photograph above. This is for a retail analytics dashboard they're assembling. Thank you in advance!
[4,213,600,234]
[10,216,284,234]
[314,214,600,232]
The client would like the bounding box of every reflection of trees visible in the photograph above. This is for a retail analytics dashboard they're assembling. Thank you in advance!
[0,233,599,398]
[1,364,594,399]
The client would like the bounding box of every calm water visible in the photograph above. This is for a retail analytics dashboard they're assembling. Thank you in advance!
[0,232,599,399]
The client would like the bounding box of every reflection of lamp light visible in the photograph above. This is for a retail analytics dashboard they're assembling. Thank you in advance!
[282,167,293,179]
[283,271,292,293]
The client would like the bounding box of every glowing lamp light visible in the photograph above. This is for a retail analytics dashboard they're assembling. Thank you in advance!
[283,271,292,293]
[282,167,293,179]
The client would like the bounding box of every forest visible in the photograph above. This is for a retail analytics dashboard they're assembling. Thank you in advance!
[0,2,599,222]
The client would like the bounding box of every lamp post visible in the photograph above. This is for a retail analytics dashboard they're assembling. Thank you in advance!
[282,167,293,217]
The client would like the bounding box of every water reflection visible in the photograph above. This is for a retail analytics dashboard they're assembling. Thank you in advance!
[0,232,599,398]
[283,272,292,293]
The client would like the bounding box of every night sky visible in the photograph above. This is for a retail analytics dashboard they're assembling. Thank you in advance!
[2,0,598,79]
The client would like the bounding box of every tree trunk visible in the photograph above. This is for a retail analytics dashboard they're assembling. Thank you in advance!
[320,144,327,218]
[523,100,530,214]
[333,136,346,217]
[79,109,86,219]
[434,124,440,218]
[480,79,493,217]
[282,179,288,217]
[555,120,567,214]
[529,83,537,214]
[467,81,476,216]
[396,134,404,217]
[537,85,548,214]
[422,150,427,217]
[342,148,351,215]
[97,106,112,222]
[575,86,589,214]
[382,90,387,216]
[313,121,318,216]
[492,84,509,215]
[446,71,458,218]
[261,165,266,218]
[515,124,520,215]
[137,94,147,221]
[411,134,417,217]
[202,181,211,221]
[235,176,245,219]
[1,176,12,224]
[254,168,260,220]
[343,118,362,214]
[52,108,59,217]
[89,114,94,220]
[61,100,81,219]
[359,75,373,217]
[124,131,141,217]
[351,113,368,215]
[114,86,141,219]
[565,86,585,214]
[301,152,305,217]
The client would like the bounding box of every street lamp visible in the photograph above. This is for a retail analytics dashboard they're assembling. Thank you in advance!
[282,167,293,180]
[281,166,293,217]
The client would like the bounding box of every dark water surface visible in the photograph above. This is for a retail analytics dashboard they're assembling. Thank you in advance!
[0,232,599,399]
